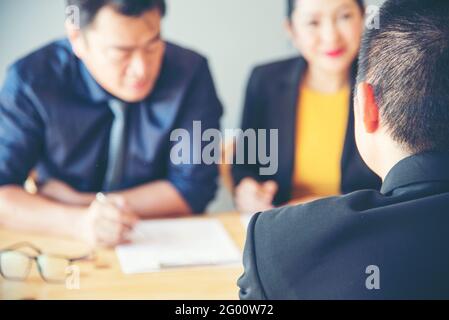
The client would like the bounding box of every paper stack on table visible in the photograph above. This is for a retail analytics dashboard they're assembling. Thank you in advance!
[116,218,242,274]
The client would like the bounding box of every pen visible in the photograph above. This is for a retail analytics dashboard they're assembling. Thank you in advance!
[95,192,140,237]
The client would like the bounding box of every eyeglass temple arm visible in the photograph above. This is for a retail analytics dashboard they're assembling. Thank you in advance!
[0,242,42,254]
[1,242,95,262]
[68,251,97,262]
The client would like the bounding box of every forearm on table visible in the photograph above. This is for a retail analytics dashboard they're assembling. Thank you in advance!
[116,181,193,219]
[41,180,194,219]
[0,185,85,239]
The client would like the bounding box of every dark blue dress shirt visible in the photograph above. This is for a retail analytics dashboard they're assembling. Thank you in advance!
[0,39,223,213]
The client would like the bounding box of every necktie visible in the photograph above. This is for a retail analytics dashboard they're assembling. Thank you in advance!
[103,100,127,191]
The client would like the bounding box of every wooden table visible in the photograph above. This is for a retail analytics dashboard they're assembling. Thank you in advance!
[0,212,246,300]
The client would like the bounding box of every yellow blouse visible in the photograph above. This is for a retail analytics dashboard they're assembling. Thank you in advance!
[292,85,350,199]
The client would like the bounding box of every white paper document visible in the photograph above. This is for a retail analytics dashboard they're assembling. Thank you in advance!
[116,218,242,274]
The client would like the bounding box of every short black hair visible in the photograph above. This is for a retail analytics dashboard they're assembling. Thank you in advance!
[66,0,166,29]
[357,0,449,154]
[287,0,365,19]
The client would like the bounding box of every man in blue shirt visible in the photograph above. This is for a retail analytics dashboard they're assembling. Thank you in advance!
[0,0,223,247]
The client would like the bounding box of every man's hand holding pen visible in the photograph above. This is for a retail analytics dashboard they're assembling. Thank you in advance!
[80,193,139,248]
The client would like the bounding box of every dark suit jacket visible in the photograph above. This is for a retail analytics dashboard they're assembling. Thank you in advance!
[238,152,449,299]
[232,57,381,205]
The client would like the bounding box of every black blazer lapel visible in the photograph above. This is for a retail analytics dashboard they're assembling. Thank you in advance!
[271,58,306,205]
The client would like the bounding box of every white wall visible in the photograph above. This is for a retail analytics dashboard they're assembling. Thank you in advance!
[0,0,66,83]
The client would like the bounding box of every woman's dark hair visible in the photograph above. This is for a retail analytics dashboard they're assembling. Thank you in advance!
[66,0,166,29]
[287,0,365,19]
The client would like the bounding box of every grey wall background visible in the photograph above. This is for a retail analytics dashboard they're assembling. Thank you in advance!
[0,0,384,212]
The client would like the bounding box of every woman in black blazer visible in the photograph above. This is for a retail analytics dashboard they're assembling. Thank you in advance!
[232,0,381,213]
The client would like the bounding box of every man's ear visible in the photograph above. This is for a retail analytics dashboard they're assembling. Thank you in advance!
[65,20,86,59]
[355,82,380,134]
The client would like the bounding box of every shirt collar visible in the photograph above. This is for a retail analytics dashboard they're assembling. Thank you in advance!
[381,151,449,195]
[79,61,114,103]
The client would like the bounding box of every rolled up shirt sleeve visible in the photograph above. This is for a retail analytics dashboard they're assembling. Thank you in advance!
[0,66,45,187]
[167,58,223,214]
